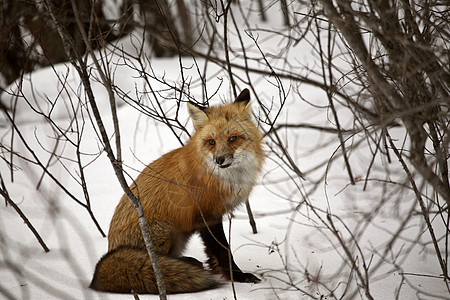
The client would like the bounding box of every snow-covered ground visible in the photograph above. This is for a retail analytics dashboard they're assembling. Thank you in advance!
[1,3,448,300]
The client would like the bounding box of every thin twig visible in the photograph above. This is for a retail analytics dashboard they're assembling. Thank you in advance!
[0,173,50,252]
[42,0,167,297]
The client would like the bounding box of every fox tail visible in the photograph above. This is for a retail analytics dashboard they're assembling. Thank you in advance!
[90,246,218,294]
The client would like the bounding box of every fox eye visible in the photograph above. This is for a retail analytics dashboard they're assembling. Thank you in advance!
[208,139,215,145]
[228,136,237,143]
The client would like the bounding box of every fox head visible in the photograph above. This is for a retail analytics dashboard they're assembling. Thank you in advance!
[187,89,264,185]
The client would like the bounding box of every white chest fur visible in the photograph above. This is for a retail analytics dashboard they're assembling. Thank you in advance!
[204,149,260,209]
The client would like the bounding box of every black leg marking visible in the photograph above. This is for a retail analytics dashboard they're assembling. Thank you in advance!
[199,222,260,283]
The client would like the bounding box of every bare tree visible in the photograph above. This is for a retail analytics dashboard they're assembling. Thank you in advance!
[0,0,448,299]
[0,0,193,91]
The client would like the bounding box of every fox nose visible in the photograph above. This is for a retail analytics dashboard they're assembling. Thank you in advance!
[216,156,225,165]
[215,155,233,168]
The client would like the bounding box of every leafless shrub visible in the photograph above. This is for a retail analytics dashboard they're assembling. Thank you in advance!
[0,1,448,299]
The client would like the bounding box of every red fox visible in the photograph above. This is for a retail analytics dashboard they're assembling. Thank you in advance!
[90,89,265,294]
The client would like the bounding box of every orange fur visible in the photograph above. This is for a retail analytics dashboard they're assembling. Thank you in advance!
[91,89,264,294]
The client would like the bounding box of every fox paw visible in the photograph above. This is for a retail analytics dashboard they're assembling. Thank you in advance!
[231,272,261,283]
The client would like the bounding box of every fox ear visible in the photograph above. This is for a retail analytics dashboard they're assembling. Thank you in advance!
[234,88,252,116]
[235,89,250,105]
[187,102,209,130]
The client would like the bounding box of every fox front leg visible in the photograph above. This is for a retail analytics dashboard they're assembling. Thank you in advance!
[199,222,260,283]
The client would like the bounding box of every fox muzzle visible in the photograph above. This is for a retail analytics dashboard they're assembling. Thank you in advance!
[215,154,234,168]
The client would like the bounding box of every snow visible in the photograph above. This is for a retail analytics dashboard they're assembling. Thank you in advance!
[1,3,448,300]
